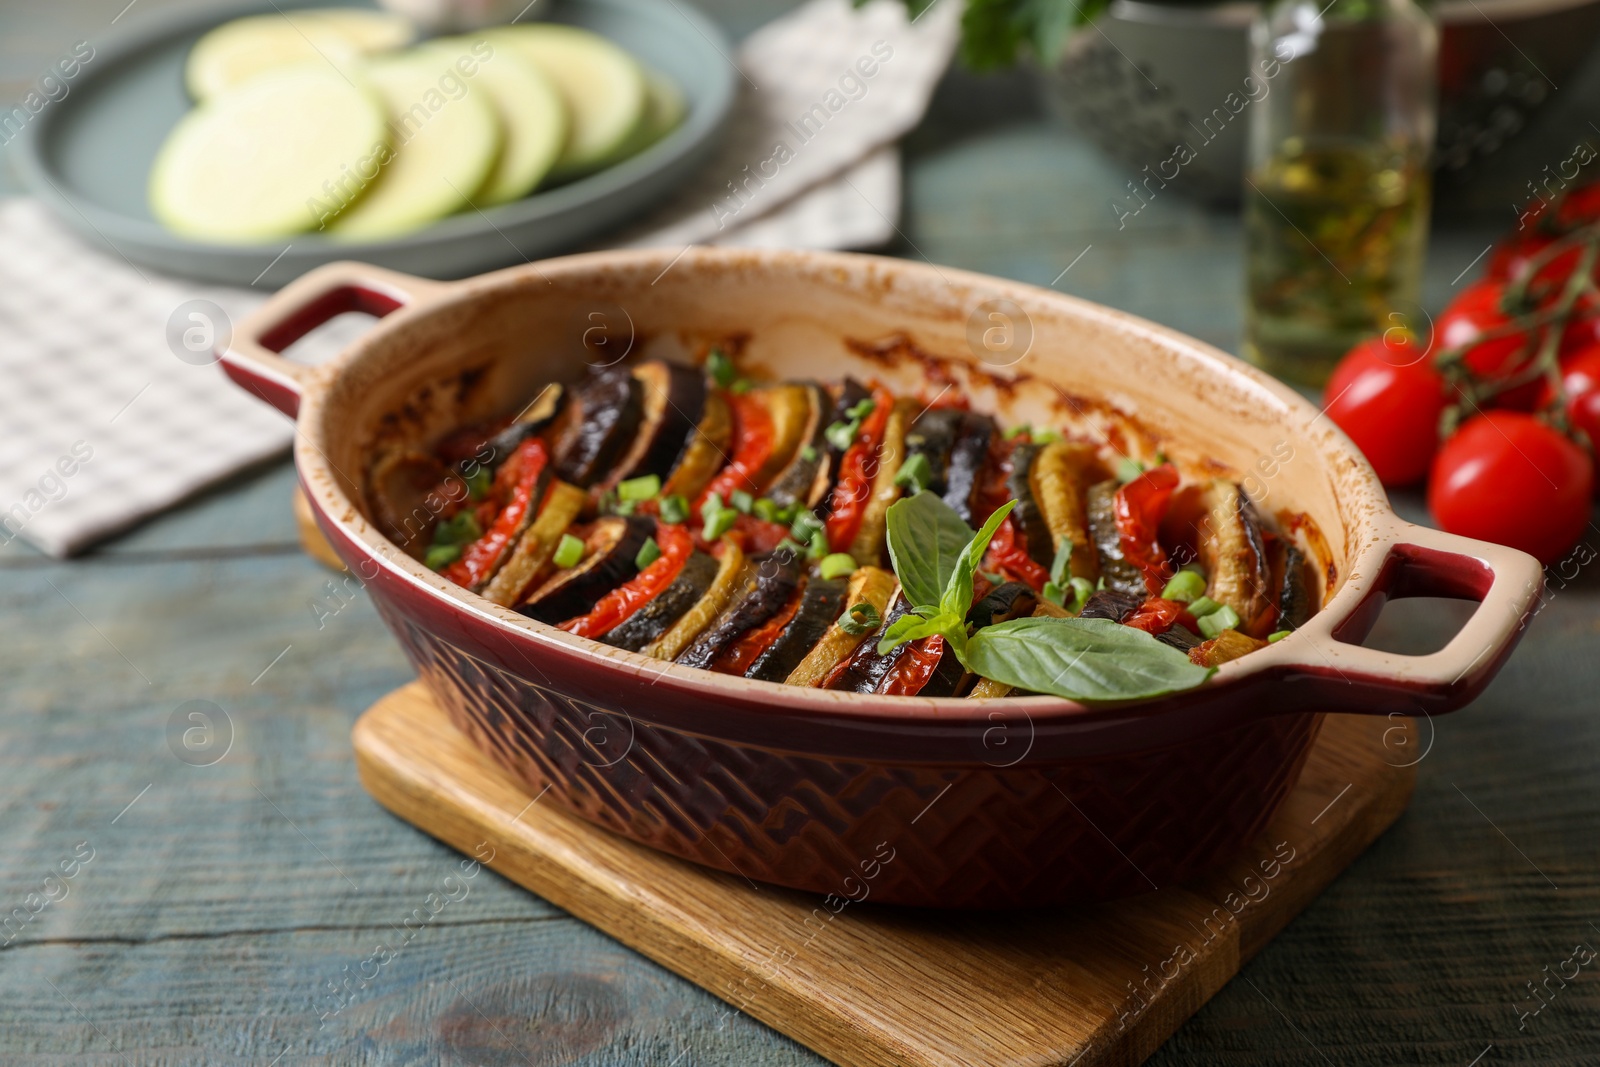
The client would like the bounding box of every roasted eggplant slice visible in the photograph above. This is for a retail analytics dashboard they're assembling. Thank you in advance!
[551,366,644,487]
[942,413,996,526]
[480,479,585,604]
[763,382,830,510]
[1156,624,1205,653]
[1273,543,1314,631]
[904,409,961,494]
[847,397,913,566]
[1031,441,1101,580]
[647,541,746,661]
[593,362,706,500]
[1007,443,1054,568]
[745,576,848,682]
[1076,587,1144,623]
[516,515,655,623]
[1087,480,1145,595]
[823,593,915,693]
[602,549,719,653]
[967,581,1037,630]
[676,550,805,671]
[484,383,565,463]
[1197,480,1272,633]
[785,565,897,686]
[662,390,733,503]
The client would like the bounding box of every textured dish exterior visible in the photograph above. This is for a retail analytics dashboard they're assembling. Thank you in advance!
[225,248,1542,907]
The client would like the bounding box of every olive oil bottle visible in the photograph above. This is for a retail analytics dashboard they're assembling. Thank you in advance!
[1243,0,1437,387]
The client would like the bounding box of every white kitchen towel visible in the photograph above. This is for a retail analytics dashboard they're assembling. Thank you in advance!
[0,0,957,557]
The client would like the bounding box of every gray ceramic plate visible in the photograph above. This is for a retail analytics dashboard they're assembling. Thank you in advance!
[9,0,736,286]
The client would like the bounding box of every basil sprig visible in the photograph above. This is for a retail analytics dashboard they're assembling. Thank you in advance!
[880,491,1214,702]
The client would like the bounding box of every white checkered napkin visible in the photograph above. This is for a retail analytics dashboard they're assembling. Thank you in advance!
[716,146,900,250]
[612,0,959,249]
[0,199,370,558]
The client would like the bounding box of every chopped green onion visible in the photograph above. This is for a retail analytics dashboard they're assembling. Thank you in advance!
[424,544,462,570]
[614,499,637,517]
[824,420,857,453]
[753,497,780,522]
[1042,580,1066,607]
[1197,605,1241,639]
[778,502,802,526]
[618,474,660,502]
[801,444,818,463]
[1116,456,1146,484]
[1160,570,1207,603]
[838,602,881,636]
[819,552,857,579]
[552,533,585,570]
[730,489,754,514]
[700,492,725,526]
[846,397,876,421]
[807,529,830,560]
[432,511,482,547]
[1033,428,1062,445]
[634,537,662,570]
[776,537,807,557]
[463,465,492,501]
[731,379,753,395]
[1267,630,1292,643]
[1004,424,1031,440]
[893,452,933,493]
[706,348,736,388]
[1187,596,1223,618]
[1049,538,1074,587]
[659,494,689,526]
[1067,577,1095,613]
[790,510,824,542]
[703,507,739,541]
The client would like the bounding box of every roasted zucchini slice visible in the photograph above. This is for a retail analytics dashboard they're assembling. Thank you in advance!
[762,381,831,510]
[551,365,644,487]
[1196,479,1272,633]
[516,515,655,623]
[602,549,718,653]
[1030,440,1101,580]
[646,541,747,661]
[1007,442,1054,568]
[744,383,814,495]
[1272,542,1315,631]
[822,593,915,693]
[481,479,585,605]
[785,565,897,686]
[1189,628,1267,667]
[1086,479,1145,595]
[661,390,733,503]
[676,550,806,671]
[847,397,913,566]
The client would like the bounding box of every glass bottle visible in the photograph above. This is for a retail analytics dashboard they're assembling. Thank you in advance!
[1242,0,1438,387]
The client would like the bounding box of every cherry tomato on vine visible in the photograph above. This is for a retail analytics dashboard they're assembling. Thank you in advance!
[1536,344,1600,452]
[1556,181,1600,228]
[1486,234,1583,296]
[1324,334,1449,486]
[1435,281,1541,408]
[1428,411,1593,564]
[1559,292,1600,356]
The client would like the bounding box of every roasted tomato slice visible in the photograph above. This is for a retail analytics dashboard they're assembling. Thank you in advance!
[1123,596,1185,635]
[983,515,1051,591]
[696,391,775,508]
[878,635,947,696]
[561,522,695,639]
[1115,463,1180,595]
[824,383,896,552]
[442,438,549,589]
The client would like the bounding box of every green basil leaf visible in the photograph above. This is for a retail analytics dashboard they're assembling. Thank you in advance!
[885,491,975,609]
[961,616,1214,702]
[939,500,1015,620]
[875,610,956,657]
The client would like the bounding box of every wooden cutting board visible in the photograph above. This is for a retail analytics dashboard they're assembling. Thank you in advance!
[354,682,1416,1067]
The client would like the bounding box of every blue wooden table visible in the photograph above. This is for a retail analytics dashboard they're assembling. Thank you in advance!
[3,2,1599,1063]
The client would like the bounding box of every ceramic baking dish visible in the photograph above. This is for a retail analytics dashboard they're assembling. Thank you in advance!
[223,249,1542,907]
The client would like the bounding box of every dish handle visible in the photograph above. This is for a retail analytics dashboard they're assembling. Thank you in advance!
[1280,523,1544,715]
[220,262,444,418]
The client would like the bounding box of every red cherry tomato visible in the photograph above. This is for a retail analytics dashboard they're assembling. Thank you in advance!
[1486,232,1583,295]
[1536,345,1600,451]
[1324,334,1449,486]
[1428,411,1593,565]
[1560,293,1600,356]
[1557,182,1600,228]
[1436,281,1541,408]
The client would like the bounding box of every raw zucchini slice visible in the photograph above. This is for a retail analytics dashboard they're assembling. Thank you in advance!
[614,66,687,158]
[429,37,567,204]
[326,50,503,239]
[487,24,647,177]
[184,10,413,101]
[150,66,387,240]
